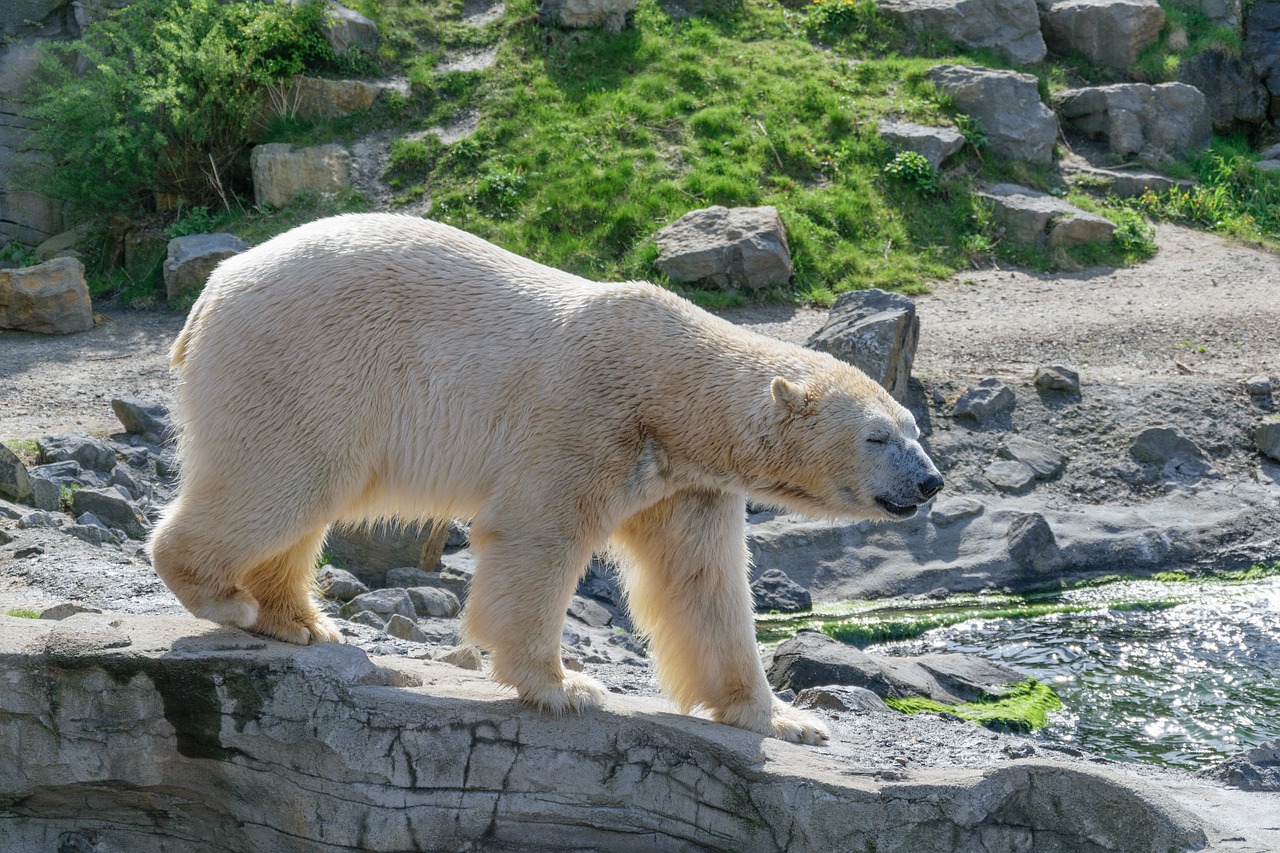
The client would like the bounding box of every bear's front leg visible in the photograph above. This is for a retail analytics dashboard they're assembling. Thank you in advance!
[614,489,829,744]
[461,526,606,714]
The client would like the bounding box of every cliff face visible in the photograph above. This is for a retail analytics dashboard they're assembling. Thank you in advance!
[0,611,1235,853]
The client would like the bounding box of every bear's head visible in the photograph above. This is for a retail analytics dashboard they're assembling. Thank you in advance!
[751,367,943,522]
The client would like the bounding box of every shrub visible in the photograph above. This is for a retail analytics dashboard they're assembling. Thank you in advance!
[883,150,936,194]
[22,0,336,217]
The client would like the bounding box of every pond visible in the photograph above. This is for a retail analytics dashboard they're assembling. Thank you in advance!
[761,573,1280,770]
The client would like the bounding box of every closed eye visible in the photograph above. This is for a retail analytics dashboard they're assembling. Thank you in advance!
[867,436,889,445]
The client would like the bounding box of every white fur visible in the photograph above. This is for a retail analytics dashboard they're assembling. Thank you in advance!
[150,213,939,743]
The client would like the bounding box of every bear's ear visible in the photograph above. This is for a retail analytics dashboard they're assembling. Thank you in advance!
[771,376,810,415]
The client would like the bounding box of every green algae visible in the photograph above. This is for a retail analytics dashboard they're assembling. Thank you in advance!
[884,679,1063,734]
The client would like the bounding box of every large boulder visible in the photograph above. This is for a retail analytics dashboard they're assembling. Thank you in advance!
[0,443,31,502]
[111,398,174,446]
[877,119,966,169]
[1054,83,1212,165]
[654,206,792,291]
[1200,738,1280,792]
[1245,0,1280,119]
[805,288,919,403]
[977,183,1116,249]
[250,143,353,209]
[538,0,638,28]
[0,257,93,334]
[1176,51,1269,132]
[1036,0,1164,70]
[162,233,249,303]
[927,65,1058,165]
[877,0,1047,64]
[284,0,379,54]
[1256,421,1280,462]
[36,432,116,473]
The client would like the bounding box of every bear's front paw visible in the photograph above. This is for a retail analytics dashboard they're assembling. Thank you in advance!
[519,671,607,715]
[769,702,830,745]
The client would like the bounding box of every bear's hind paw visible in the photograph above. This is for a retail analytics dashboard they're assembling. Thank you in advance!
[769,703,831,745]
[249,611,343,645]
[520,671,607,715]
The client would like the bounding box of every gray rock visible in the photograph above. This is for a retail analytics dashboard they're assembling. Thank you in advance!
[107,465,144,500]
[1256,421,1280,462]
[879,0,1046,64]
[929,497,984,525]
[1034,364,1081,394]
[345,610,388,631]
[162,233,249,303]
[284,0,379,54]
[1256,160,1280,173]
[0,443,31,501]
[1245,1,1280,119]
[387,566,470,602]
[76,511,108,530]
[537,0,637,28]
[806,289,918,403]
[65,522,114,546]
[953,378,1016,424]
[18,510,59,529]
[977,183,1116,249]
[751,569,813,613]
[328,521,453,585]
[985,459,1036,493]
[1131,426,1214,477]
[407,586,462,618]
[385,613,429,643]
[38,603,102,620]
[250,143,353,209]
[1177,51,1269,132]
[316,565,369,602]
[339,588,416,621]
[0,257,94,335]
[1037,0,1164,70]
[27,459,95,511]
[567,595,613,628]
[69,487,148,539]
[37,432,115,472]
[1055,83,1212,165]
[877,119,966,170]
[654,206,792,291]
[1200,738,1280,791]
[1006,511,1059,571]
[794,685,891,713]
[1065,163,1196,198]
[767,631,1025,705]
[1000,436,1066,478]
[437,643,484,670]
[927,65,1058,165]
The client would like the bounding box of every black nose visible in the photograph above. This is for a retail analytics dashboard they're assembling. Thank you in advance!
[918,474,944,500]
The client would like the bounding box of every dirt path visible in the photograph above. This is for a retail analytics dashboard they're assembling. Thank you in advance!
[2,223,1277,443]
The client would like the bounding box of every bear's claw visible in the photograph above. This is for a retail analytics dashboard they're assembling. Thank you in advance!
[520,671,607,715]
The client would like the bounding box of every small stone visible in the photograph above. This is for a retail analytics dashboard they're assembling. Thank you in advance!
[316,565,369,602]
[1256,422,1280,463]
[389,566,469,602]
[385,613,429,642]
[1006,512,1058,571]
[39,603,103,620]
[751,569,813,613]
[794,685,891,713]
[108,466,145,500]
[567,595,613,628]
[877,119,966,170]
[339,588,416,621]
[930,497,984,526]
[69,487,148,539]
[1034,365,1081,394]
[346,610,388,631]
[985,460,1035,493]
[438,644,484,670]
[1131,426,1213,477]
[18,511,59,529]
[953,379,1016,425]
[406,586,461,618]
[0,444,31,502]
[562,652,585,672]
[66,523,114,546]
[37,433,116,473]
[76,512,108,530]
[111,398,174,445]
[999,436,1066,479]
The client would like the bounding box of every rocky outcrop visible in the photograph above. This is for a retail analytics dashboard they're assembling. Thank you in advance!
[877,0,1047,64]
[1201,738,1280,791]
[1036,0,1164,70]
[805,288,919,403]
[654,205,792,291]
[0,613,1219,852]
[537,0,638,29]
[162,233,249,302]
[1055,83,1212,165]
[250,143,353,209]
[977,183,1116,249]
[0,257,93,334]
[1245,0,1280,119]
[927,65,1058,165]
[877,119,966,169]
[1176,51,1269,132]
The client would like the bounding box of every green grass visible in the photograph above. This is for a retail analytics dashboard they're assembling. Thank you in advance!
[885,678,1062,732]
[5,608,41,619]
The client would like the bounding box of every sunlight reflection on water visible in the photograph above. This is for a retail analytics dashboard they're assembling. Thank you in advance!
[874,577,1280,770]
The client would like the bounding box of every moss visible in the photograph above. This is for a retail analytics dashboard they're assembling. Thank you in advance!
[885,678,1062,733]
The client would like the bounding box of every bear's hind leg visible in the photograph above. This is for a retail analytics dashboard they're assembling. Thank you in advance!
[241,526,341,645]
[461,529,605,714]
[614,489,829,745]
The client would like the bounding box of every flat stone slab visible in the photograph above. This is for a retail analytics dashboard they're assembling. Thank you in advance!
[877,119,966,169]
[0,613,1229,852]
[978,183,1116,248]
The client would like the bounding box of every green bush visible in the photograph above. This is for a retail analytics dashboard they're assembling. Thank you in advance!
[22,0,336,217]
[883,150,936,194]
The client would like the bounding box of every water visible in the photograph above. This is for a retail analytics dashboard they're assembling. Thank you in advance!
[872,576,1280,770]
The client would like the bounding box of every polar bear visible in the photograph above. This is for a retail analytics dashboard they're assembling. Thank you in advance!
[150,213,942,743]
